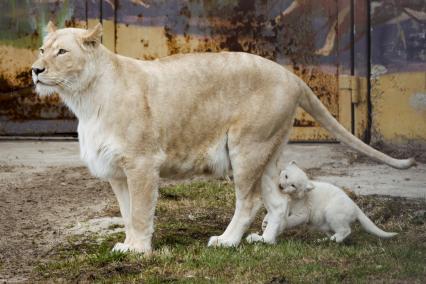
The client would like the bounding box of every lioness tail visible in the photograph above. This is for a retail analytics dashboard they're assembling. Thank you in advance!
[299,82,415,169]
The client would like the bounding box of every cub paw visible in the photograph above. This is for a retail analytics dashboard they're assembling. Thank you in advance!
[261,219,268,232]
[315,237,331,243]
[246,233,264,243]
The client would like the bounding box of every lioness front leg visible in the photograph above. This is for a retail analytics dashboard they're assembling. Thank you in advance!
[109,179,130,244]
[113,157,161,253]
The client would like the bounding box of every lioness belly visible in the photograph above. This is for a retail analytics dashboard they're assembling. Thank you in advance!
[159,134,231,179]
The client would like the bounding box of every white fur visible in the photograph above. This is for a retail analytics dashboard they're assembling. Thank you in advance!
[207,134,231,178]
[78,119,124,180]
[247,162,398,244]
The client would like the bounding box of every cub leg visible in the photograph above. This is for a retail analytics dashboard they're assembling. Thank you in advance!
[250,156,289,244]
[286,210,309,229]
[330,227,351,243]
[325,199,356,243]
[262,213,269,231]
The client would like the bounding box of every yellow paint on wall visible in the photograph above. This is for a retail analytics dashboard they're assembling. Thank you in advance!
[0,45,38,86]
[371,72,426,143]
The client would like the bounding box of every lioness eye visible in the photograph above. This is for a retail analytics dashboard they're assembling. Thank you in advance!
[57,49,68,55]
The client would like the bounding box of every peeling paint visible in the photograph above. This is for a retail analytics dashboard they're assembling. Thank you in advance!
[371,72,426,144]
[371,65,388,79]
[410,93,426,112]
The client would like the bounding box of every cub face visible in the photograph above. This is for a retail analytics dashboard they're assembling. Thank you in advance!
[279,161,314,199]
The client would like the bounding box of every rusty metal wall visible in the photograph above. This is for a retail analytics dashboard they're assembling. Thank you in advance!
[369,1,426,146]
[0,0,86,135]
[112,0,348,141]
[1,0,349,140]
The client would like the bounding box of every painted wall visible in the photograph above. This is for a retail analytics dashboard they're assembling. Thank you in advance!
[0,0,425,147]
[369,1,426,148]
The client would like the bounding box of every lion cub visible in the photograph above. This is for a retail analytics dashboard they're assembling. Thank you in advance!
[256,162,397,243]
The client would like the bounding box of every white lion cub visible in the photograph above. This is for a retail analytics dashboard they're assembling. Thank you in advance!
[249,161,397,243]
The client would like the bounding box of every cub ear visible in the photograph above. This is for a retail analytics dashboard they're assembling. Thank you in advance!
[289,160,297,166]
[82,23,103,47]
[46,21,57,34]
[306,181,315,191]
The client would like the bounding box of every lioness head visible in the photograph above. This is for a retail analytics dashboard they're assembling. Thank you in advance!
[279,161,314,199]
[31,21,103,96]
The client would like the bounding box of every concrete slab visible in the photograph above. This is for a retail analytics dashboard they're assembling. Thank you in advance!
[0,141,82,167]
[281,144,426,199]
[0,141,424,199]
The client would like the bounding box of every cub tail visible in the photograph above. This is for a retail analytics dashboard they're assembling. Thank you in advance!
[298,82,415,169]
[356,207,398,238]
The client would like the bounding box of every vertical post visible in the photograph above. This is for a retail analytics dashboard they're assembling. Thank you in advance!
[337,0,353,133]
[87,0,101,30]
[353,0,370,140]
[102,0,116,52]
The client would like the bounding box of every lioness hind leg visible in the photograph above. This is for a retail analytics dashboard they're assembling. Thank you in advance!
[208,135,277,247]
[208,179,262,247]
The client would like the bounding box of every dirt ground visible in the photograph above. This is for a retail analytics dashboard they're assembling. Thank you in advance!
[0,166,113,281]
[0,141,425,282]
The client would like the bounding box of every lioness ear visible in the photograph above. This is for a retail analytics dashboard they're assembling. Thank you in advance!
[46,21,57,34]
[306,181,315,191]
[82,23,103,47]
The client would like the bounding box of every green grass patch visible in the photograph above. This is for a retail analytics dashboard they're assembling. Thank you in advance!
[34,181,426,283]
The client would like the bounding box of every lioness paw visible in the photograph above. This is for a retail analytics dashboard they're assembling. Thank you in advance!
[246,233,264,243]
[207,236,239,247]
[112,242,152,254]
[112,242,131,252]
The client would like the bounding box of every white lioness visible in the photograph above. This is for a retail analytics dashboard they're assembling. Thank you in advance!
[247,162,398,244]
[32,22,413,253]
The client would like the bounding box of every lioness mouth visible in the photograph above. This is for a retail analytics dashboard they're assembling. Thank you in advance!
[36,80,52,86]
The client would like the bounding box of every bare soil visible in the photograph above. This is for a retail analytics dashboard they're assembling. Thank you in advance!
[0,164,211,282]
[0,166,112,282]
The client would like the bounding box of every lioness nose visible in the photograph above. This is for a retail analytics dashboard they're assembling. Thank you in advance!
[32,67,45,75]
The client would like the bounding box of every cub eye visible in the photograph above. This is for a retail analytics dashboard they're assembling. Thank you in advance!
[57,49,68,55]
[291,184,295,187]
[285,175,288,179]
[39,48,44,55]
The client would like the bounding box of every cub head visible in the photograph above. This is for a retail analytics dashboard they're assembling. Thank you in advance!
[31,21,103,96]
[279,161,314,199]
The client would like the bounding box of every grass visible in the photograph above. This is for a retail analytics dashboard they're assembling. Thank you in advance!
[34,181,426,283]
